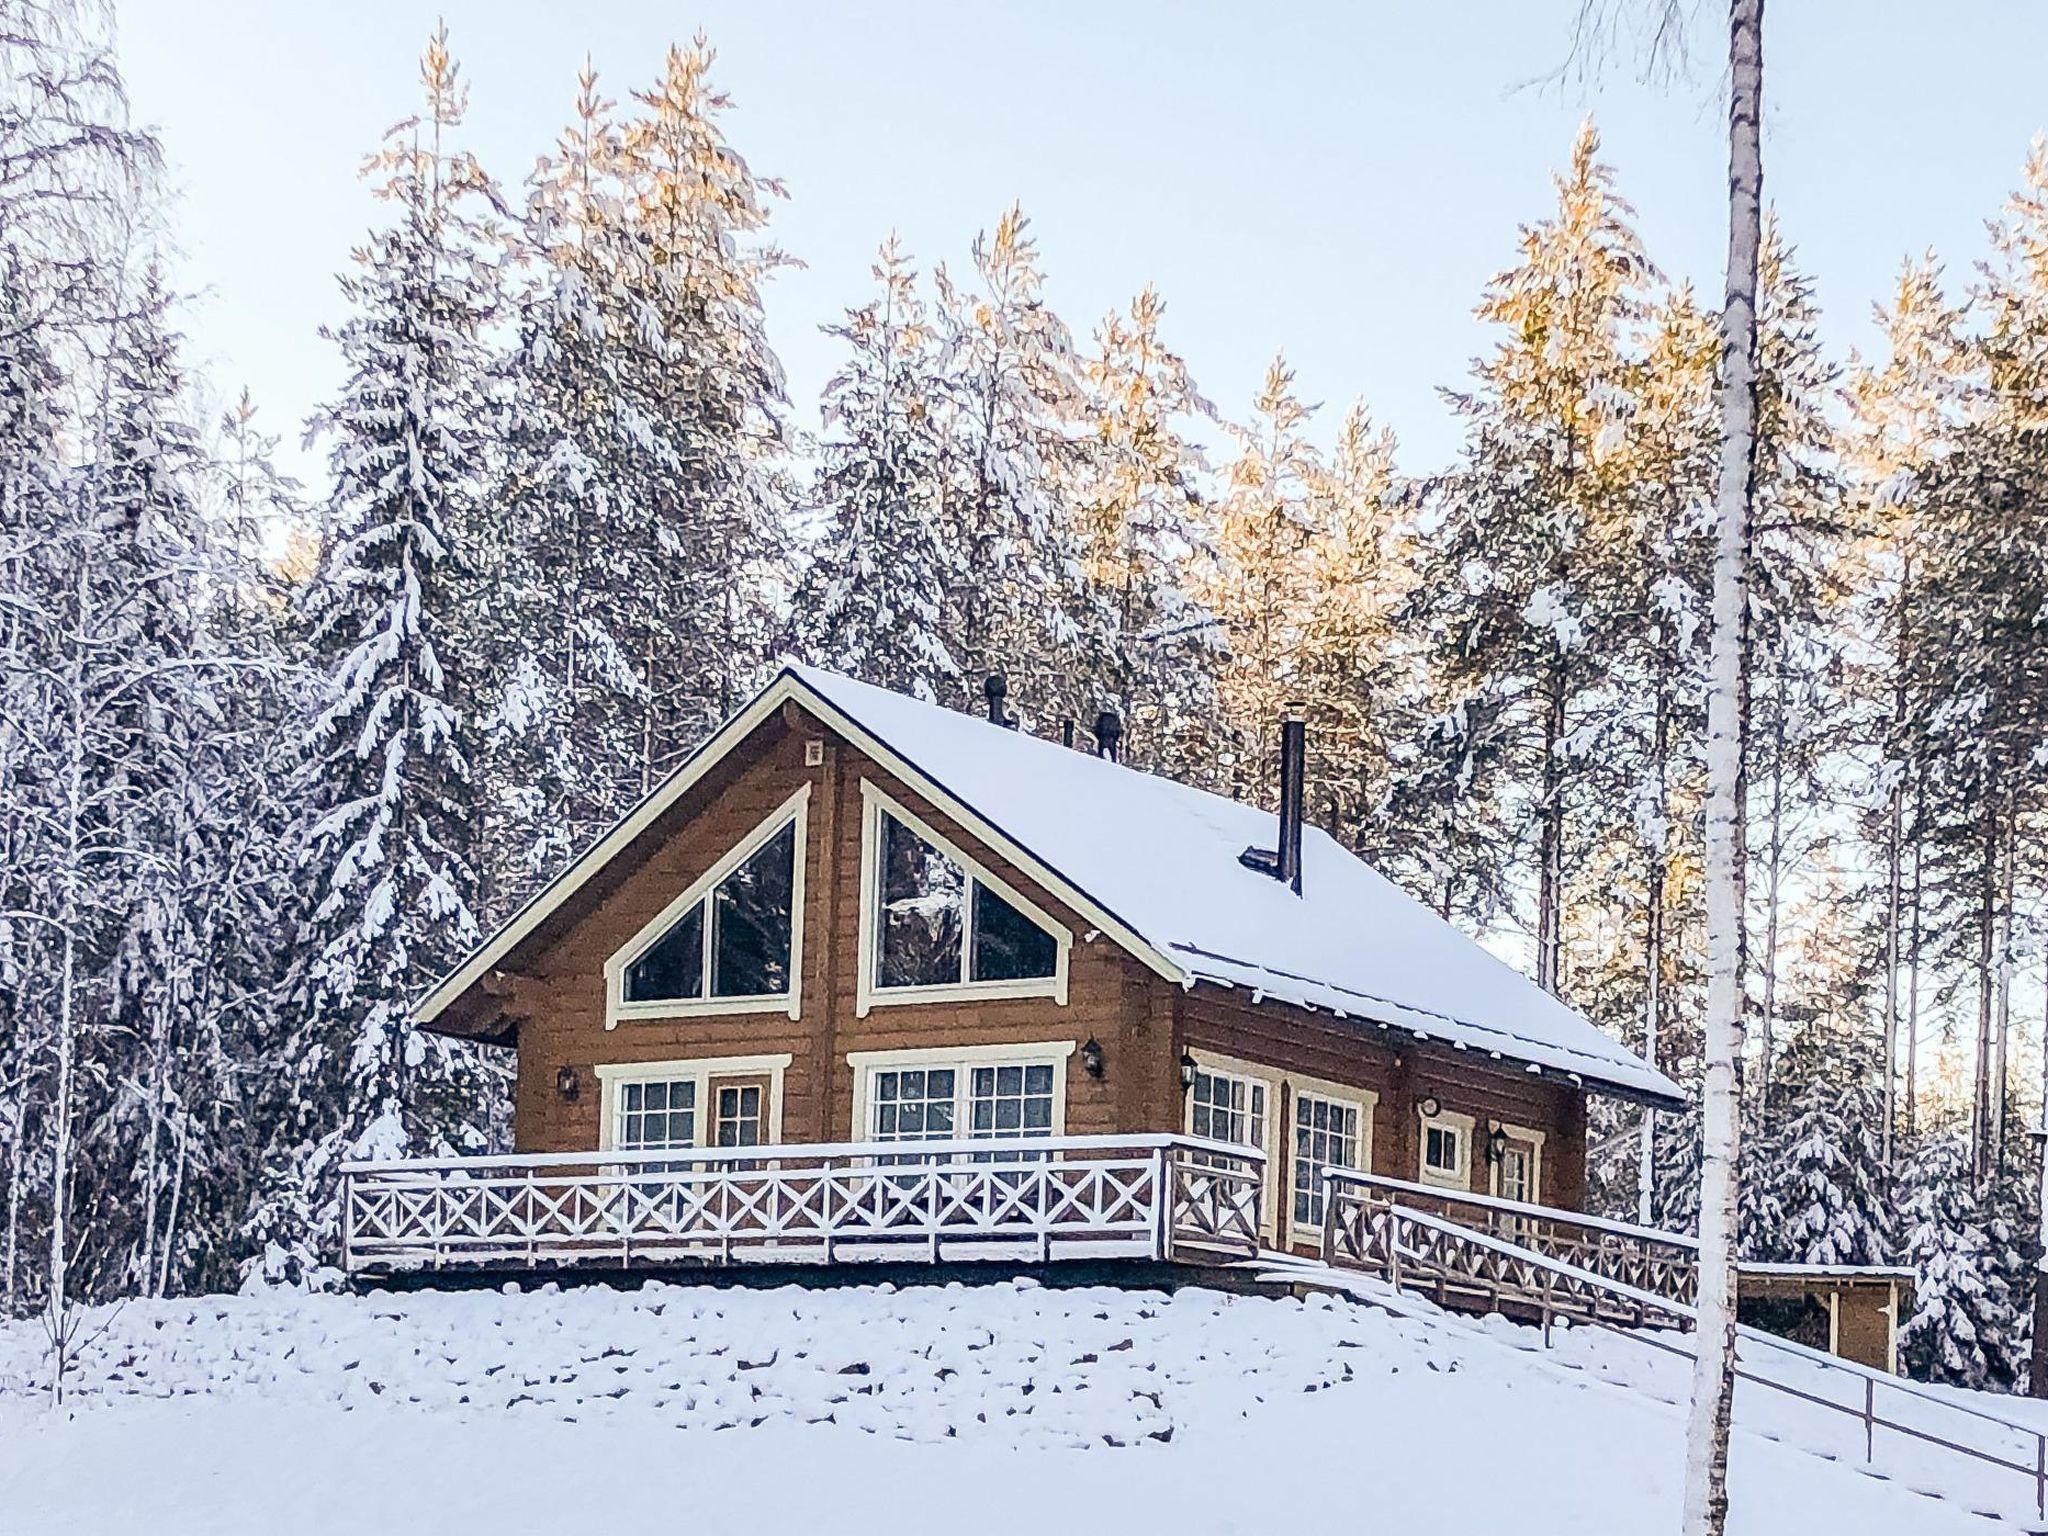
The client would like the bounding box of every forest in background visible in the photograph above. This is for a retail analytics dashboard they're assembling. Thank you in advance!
[1,2,2044,1390]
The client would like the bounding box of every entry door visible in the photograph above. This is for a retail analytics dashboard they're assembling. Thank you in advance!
[709,1074,771,1148]
[1495,1138,1538,1206]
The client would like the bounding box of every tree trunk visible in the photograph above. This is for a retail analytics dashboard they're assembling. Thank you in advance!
[1881,778,1901,1171]
[1755,689,1785,1113]
[1905,774,1924,1141]
[2031,975,2048,1399]
[1536,666,1566,996]
[1638,687,1669,1227]
[1973,800,1997,1186]
[1682,4,1763,1533]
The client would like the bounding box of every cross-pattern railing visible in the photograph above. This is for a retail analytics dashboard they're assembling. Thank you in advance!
[342,1134,1263,1277]
[1316,1168,2048,1523]
[1321,1171,1698,1315]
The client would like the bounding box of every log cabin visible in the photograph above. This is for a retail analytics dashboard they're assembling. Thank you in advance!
[351,664,1681,1277]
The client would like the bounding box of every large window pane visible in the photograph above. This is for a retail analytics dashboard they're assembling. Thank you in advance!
[970,881,1057,982]
[624,902,705,1002]
[618,1078,697,1151]
[712,822,795,996]
[970,1062,1056,1139]
[877,813,964,987]
[870,1067,957,1142]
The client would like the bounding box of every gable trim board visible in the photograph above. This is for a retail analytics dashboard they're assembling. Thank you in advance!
[415,665,1683,1111]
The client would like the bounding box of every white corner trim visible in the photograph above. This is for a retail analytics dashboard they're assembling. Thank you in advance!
[594,1053,794,1152]
[853,780,1071,1017]
[601,783,811,1030]
[846,1041,1078,1141]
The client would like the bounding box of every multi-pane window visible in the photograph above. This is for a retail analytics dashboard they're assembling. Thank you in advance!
[1497,1142,1535,1205]
[874,811,1056,990]
[1291,1093,1361,1229]
[1190,1068,1266,1150]
[712,1081,766,1149]
[870,1068,958,1143]
[969,1063,1056,1138]
[616,1078,697,1152]
[624,821,796,1004]
[1421,1121,1467,1188]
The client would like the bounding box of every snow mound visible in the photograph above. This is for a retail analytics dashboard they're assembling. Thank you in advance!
[0,1279,1997,1535]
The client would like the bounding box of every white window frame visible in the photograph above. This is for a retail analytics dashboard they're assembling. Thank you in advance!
[1182,1049,1283,1237]
[594,1054,794,1152]
[1285,1073,1377,1247]
[847,1041,1076,1141]
[1416,1104,1477,1191]
[603,783,810,1029]
[854,781,1070,1016]
[1485,1119,1547,1206]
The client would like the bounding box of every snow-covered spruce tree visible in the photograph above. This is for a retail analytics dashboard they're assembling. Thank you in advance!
[483,42,792,895]
[1897,1133,2021,1388]
[932,204,1088,722]
[1069,285,1221,778]
[1414,117,1655,996]
[1744,1015,1891,1268]
[251,27,502,1278]
[788,236,960,700]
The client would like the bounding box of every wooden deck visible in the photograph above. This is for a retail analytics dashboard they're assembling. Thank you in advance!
[342,1134,1265,1278]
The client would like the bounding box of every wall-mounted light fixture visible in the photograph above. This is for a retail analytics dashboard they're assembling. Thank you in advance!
[1179,1050,1198,1093]
[1418,1095,1441,1119]
[1080,1037,1105,1079]
[556,1065,581,1103]
[1486,1122,1510,1167]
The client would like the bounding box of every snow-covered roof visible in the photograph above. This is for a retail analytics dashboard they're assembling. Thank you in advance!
[417,664,1682,1107]
[788,666,1681,1106]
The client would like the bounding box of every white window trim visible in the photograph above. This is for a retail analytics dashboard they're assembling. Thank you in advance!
[1416,1104,1477,1191]
[1182,1049,1283,1237]
[847,1041,1077,1141]
[602,783,810,1029]
[1284,1073,1378,1248]
[1485,1119,1547,1205]
[854,780,1070,1016]
[594,1053,794,1152]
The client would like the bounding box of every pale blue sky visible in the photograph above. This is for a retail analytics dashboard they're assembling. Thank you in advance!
[122,2,2048,480]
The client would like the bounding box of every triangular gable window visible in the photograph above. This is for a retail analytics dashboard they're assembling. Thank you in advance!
[610,788,807,1023]
[862,785,1065,1009]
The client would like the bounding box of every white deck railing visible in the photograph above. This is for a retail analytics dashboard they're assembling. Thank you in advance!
[342,1134,1264,1276]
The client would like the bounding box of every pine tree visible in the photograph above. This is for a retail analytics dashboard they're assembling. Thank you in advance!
[1070,285,1220,775]
[1415,117,1655,989]
[789,236,960,699]
[932,204,1086,719]
[1204,353,1324,800]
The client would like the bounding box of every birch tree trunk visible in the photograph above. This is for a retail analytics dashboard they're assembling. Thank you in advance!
[1682,2,1763,1532]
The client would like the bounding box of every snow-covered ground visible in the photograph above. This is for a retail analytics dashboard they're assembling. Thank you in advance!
[0,1277,2017,1535]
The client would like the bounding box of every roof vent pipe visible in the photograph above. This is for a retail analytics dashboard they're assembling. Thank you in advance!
[983,673,1016,729]
[1237,704,1307,895]
[1093,709,1123,763]
[1060,718,1075,749]
[1277,705,1305,894]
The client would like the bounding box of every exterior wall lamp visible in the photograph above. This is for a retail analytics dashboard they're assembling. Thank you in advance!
[1080,1037,1105,1079]
[1178,1050,1198,1093]
[1485,1122,1510,1166]
[556,1065,581,1103]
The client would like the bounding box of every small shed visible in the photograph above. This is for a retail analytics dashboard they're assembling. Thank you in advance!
[1738,1264,1916,1374]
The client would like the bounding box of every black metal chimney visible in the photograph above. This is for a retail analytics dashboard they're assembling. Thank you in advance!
[983,673,1016,729]
[1060,718,1075,749]
[1277,706,1305,895]
[1093,708,1123,763]
[1238,705,1307,895]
